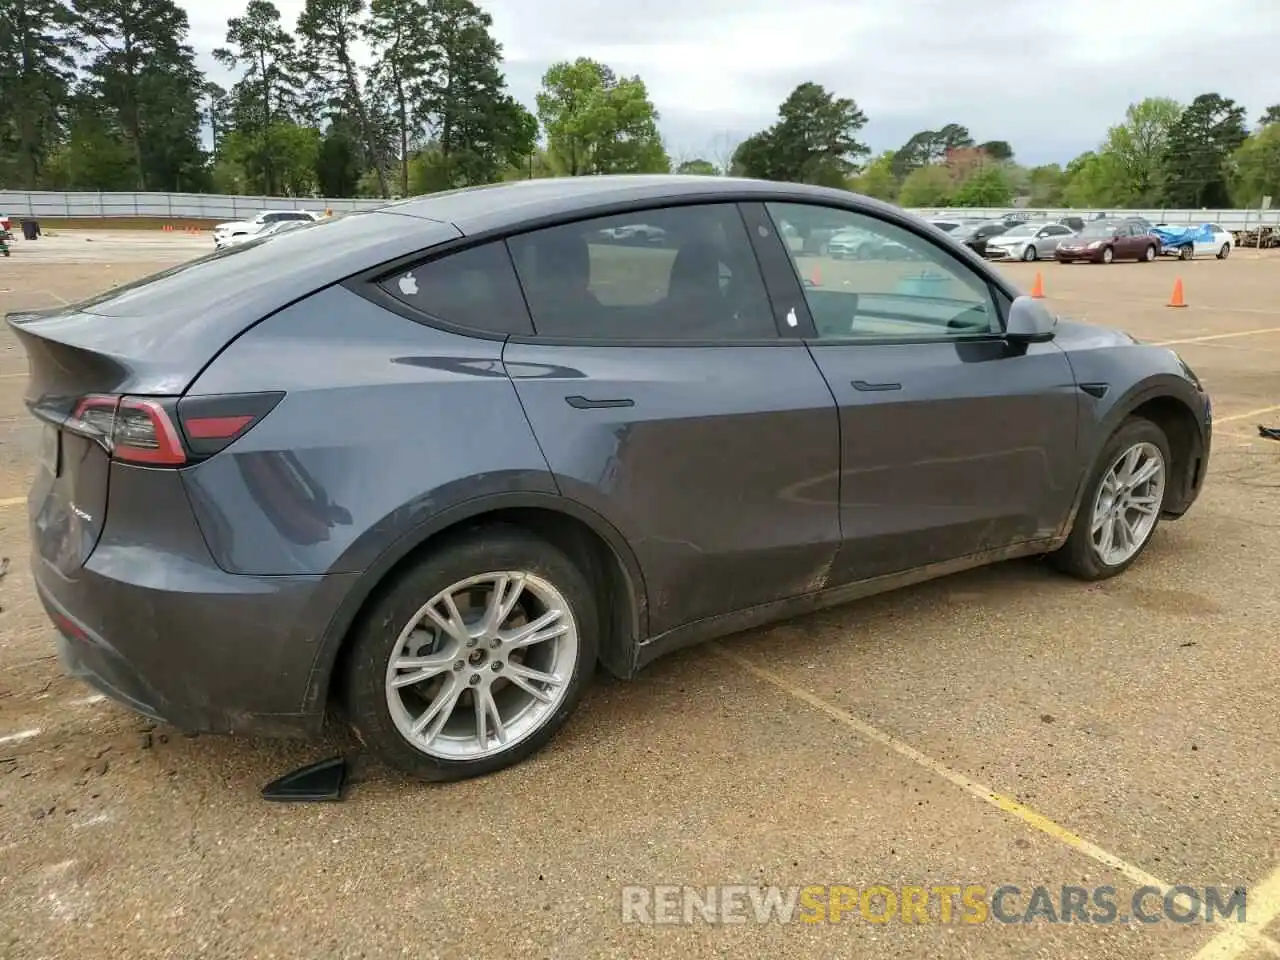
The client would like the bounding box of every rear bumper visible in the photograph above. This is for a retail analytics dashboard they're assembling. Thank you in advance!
[30,462,358,737]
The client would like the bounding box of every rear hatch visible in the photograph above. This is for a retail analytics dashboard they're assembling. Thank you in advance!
[9,210,461,572]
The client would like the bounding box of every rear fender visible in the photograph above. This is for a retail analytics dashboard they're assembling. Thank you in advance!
[300,491,649,717]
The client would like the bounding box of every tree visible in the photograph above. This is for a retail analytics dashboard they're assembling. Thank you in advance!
[221,121,320,195]
[897,164,953,206]
[315,119,362,195]
[537,58,668,176]
[1061,150,1125,207]
[732,82,868,185]
[1027,163,1066,206]
[204,81,230,155]
[214,0,304,194]
[1101,97,1181,205]
[0,0,84,188]
[1258,105,1280,127]
[676,158,718,176]
[891,123,972,178]
[851,151,897,201]
[977,140,1013,162]
[73,0,207,191]
[1231,124,1280,207]
[951,164,1012,206]
[364,0,431,195]
[1162,93,1247,207]
[417,0,538,188]
[297,0,388,196]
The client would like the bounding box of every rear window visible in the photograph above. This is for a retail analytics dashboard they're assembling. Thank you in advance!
[68,211,455,319]
[376,241,532,336]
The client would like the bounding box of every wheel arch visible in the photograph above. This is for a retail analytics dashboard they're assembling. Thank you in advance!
[303,492,650,719]
[1060,379,1208,538]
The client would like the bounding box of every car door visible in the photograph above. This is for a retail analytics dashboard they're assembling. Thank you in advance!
[757,201,1080,584]
[1196,224,1220,257]
[503,203,842,635]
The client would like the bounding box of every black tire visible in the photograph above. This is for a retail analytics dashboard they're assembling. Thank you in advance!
[1049,417,1171,581]
[1022,244,1037,261]
[1101,246,1114,264]
[344,525,599,782]
[1217,243,1230,260]
[1143,244,1157,262]
[1178,244,1193,261]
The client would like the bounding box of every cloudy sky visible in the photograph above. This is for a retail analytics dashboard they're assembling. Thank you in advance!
[179,0,1280,167]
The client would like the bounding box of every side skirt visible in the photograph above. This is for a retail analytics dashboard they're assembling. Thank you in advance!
[631,538,1063,673]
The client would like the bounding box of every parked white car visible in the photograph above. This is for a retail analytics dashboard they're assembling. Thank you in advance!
[213,209,321,248]
[1153,222,1235,260]
[220,219,312,248]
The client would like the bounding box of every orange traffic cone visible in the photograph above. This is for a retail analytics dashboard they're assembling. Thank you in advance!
[1030,271,1045,299]
[1167,278,1187,308]
[810,264,821,286]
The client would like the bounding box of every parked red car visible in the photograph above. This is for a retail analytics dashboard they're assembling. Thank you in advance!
[1055,218,1159,264]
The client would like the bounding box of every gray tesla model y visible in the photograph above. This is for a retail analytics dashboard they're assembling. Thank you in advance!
[10,176,1212,782]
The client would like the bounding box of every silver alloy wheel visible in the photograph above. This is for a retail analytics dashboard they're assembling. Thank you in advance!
[1090,441,1166,566]
[384,571,579,761]
[1102,247,1114,264]
[1022,243,1036,261]
[1145,244,1157,261]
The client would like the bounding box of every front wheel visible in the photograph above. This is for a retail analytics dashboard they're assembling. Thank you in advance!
[1178,244,1193,261]
[1022,244,1038,262]
[1218,243,1231,259]
[344,526,599,782]
[1050,418,1171,580]
[1101,246,1114,264]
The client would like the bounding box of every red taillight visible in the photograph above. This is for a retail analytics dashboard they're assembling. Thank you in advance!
[62,391,283,465]
[71,394,187,465]
[183,414,254,439]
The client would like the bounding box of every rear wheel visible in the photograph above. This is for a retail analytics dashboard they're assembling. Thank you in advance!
[1143,244,1157,262]
[1217,243,1231,259]
[1050,418,1170,581]
[344,526,598,782]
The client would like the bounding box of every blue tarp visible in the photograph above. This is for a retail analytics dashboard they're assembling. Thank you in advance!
[1152,224,1215,251]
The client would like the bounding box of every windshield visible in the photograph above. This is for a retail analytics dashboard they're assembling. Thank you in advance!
[1080,222,1120,239]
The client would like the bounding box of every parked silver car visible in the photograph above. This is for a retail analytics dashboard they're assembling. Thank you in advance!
[984,221,1078,262]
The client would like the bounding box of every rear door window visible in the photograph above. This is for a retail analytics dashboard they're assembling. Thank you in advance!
[376,241,533,336]
[507,204,776,341]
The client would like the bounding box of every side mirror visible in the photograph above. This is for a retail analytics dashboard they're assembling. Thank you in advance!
[1006,295,1056,342]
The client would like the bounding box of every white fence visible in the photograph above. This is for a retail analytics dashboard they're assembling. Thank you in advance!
[2,190,1277,231]
[0,190,388,220]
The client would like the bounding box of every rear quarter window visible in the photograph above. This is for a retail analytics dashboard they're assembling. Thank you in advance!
[376,241,533,336]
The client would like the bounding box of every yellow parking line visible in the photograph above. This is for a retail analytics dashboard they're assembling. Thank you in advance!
[714,647,1170,888]
[1214,405,1280,425]
[718,648,1280,954]
[1154,326,1280,346]
[1190,863,1280,959]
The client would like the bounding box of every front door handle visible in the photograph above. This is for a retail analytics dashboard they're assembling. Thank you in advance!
[851,379,902,392]
[565,395,635,409]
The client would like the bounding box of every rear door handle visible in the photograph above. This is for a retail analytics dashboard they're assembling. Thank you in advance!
[851,379,902,392]
[565,395,635,409]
